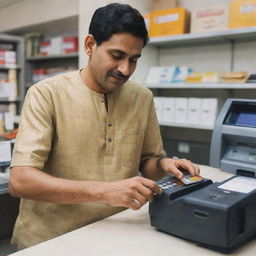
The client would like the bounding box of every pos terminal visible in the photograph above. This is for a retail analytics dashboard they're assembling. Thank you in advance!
[149,99,256,251]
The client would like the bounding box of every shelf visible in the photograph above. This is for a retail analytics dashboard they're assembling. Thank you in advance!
[159,121,213,130]
[0,65,21,70]
[0,98,21,103]
[148,27,256,47]
[26,52,78,61]
[146,83,256,89]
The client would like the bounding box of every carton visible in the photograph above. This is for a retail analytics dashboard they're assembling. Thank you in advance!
[220,71,249,83]
[191,4,229,33]
[187,98,202,124]
[162,97,176,122]
[229,0,256,29]
[145,66,176,84]
[200,98,218,127]
[150,8,190,37]
[153,97,164,122]
[175,97,188,123]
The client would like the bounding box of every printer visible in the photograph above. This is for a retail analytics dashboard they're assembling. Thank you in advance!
[149,99,256,251]
[210,98,256,176]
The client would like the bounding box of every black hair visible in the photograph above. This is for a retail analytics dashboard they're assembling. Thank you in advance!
[89,3,149,47]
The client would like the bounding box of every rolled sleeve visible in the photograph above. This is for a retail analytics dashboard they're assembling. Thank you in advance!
[11,85,55,170]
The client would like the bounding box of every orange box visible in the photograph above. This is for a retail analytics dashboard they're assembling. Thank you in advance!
[229,0,256,29]
[150,8,190,37]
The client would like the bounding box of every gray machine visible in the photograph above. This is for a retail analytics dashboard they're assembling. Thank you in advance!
[210,99,256,177]
[149,99,256,252]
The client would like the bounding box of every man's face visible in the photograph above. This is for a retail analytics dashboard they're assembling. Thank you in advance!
[86,32,144,93]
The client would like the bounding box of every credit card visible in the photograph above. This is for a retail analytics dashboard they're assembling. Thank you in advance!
[179,173,204,185]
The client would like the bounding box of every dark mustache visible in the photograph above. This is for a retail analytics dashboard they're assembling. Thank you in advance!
[108,71,128,80]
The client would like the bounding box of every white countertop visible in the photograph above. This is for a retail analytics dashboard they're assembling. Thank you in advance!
[10,165,256,256]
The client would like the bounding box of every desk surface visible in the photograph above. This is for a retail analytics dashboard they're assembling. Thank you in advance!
[10,165,256,256]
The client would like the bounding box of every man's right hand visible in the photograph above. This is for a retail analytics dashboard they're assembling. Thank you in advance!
[99,176,162,210]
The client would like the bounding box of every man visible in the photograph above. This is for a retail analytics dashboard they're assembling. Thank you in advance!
[9,3,199,249]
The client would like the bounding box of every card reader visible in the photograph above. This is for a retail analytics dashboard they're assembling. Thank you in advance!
[149,175,256,251]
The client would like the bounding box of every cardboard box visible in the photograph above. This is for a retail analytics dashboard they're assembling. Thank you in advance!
[186,72,203,83]
[39,40,50,55]
[175,97,188,123]
[187,98,202,124]
[162,97,175,122]
[151,0,177,11]
[153,97,164,122]
[39,36,78,56]
[191,4,229,33]
[229,0,256,29]
[150,8,190,37]
[172,66,193,83]
[200,98,218,127]
[201,72,220,83]
[220,71,249,83]
[62,36,78,53]
[145,66,176,84]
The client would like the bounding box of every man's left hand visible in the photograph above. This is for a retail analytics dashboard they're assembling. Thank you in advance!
[159,158,200,179]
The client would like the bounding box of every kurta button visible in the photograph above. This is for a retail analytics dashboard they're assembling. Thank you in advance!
[108,138,112,142]
[108,122,112,127]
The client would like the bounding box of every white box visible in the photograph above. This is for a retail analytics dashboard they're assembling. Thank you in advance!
[162,97,176,122]
[187,98,202,124]
[145,66,176,85]
[200,98,218,127]
[172,66,193,83]
[153,97,164,122]
[0,140,11,163]
[49,37,62,55]
[174,97,188,123]
[4,50,16,68]
[4,112,14,131]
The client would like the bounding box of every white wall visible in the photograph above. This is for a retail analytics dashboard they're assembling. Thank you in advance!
[0,0,78,32]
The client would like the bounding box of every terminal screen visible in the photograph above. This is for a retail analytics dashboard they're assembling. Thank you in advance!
[236,112,256,127]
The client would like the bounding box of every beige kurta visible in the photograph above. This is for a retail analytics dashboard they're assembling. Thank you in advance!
[11,70,165,249]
